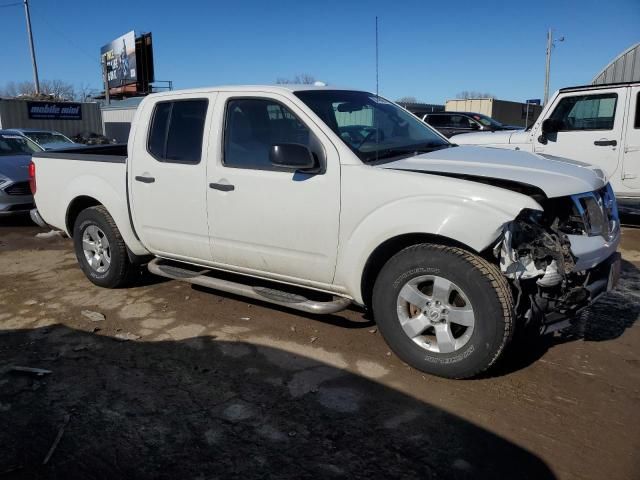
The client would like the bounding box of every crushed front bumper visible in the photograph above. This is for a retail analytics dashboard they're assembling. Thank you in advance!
[536,251,621,334]
[495,200,622,335]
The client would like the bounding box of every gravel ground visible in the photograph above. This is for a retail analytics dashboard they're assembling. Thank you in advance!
[0,214,638,479]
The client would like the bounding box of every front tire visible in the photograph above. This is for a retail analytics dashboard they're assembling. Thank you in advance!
[73,206,133,288]
[372,244,514,379]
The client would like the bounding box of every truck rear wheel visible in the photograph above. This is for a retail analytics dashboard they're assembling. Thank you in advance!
[372,244,514,379]
[73,206,133,288]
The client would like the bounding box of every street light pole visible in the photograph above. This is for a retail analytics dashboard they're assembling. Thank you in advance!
[543,28,564,106]
[543,29,552,106]
[23,0,40,95]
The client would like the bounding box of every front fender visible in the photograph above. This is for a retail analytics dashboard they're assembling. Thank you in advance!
[334,167,542,304]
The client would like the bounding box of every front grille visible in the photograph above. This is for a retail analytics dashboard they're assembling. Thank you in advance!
[3,181,31,196]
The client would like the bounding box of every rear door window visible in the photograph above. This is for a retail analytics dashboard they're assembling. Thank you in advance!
[147,99,208,164]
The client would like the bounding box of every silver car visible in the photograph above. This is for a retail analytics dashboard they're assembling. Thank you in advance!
[4,128,77,151]
[0,131,42,215]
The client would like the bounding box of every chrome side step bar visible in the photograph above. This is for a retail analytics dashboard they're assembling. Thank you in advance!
[147,258,352,315]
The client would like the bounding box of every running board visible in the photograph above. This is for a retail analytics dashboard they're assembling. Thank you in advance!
[147,258,352,315]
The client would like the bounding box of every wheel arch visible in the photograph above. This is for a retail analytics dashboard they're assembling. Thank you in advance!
[360,232,477,309]
[66,195,102,234]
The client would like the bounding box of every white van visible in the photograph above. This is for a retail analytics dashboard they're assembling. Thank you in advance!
[454,82,640,206]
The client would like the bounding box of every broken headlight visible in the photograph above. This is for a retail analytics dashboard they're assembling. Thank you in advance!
[571,183,619,241]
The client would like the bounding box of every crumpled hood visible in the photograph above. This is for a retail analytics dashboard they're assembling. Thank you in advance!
[380,146,606,198]
[0,154,32,183]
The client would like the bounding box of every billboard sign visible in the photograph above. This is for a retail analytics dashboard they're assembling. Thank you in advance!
[27,102,82,120]
[101,31,137,89]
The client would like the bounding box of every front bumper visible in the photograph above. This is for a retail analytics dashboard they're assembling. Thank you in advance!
[537,252,621,334]
[0,194,34,215]
[0,179,34,215]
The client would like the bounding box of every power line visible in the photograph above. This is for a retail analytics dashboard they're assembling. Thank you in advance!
[0,2,22,8]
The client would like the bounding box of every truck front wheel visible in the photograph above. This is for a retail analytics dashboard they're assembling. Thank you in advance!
[73,206,133,288]
[372,244,514,379]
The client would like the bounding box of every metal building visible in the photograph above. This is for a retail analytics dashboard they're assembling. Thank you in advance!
[0,98,102,137]
[101,97,144,143]
[592,43,640,85]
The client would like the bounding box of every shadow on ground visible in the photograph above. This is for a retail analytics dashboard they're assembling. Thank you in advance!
[0,325,554,479]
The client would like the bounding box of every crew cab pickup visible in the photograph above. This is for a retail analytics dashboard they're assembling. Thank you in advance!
[454,82,640,207]
[31,86,621,379]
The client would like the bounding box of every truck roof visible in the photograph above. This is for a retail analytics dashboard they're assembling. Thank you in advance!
[559,81,640,93]
[146,84,367,99]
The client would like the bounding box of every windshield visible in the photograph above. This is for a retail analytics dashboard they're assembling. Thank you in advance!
[471,114,504,128]
[0,134,41,156]
[27,131,73,145]
[294,90,451,163]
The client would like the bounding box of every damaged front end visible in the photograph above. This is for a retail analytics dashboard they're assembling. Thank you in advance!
[494,184,621,334]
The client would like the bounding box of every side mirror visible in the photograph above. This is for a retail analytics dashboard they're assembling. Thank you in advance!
[269,143,317,171]
[541,118,560,135]
[468,123,480,130]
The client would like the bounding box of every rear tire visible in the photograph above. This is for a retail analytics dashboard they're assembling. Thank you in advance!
[372,244,514,379]
[73,205,133,288]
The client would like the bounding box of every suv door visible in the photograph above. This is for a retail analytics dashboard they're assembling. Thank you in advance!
[622,86,640,191]
[130,94,216,262]
[206,93,340,286]
[533,88,627,179]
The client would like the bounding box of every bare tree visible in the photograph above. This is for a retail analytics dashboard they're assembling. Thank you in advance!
[44,80,76,100]
[396,96,418,104]
[276,74,317,85]
[0,81,36,97]
[0,80,76,101]
[456,91,496,99]
[74,82,94,101]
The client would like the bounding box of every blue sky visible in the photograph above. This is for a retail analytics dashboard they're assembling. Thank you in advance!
[1,0,638,103]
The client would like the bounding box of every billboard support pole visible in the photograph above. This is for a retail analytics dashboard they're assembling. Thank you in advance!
[102,57,110,105]
[23,0,40,95]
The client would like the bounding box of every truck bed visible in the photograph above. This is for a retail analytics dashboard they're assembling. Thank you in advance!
[32,143,148,255]
[33,143,127,163]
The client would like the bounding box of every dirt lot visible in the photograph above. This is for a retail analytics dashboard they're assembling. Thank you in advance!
[0,215,638,479]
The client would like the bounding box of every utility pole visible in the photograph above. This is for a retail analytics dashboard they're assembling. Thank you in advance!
[23,0,40,95]
[544,28,564,106]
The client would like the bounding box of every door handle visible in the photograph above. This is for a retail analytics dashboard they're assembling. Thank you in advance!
[594,139,617,147]
[135,175,155,183]
[209,183,235,192]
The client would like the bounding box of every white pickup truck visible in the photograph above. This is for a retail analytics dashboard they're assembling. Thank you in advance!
[454,82,640,207]
[30,85,621,379]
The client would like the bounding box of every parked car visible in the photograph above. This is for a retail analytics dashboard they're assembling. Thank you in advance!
[30,86,620,379]
[5,128,76,151]
[0,130,41,215]
[422,112,521,138]
[453,81,640,206]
